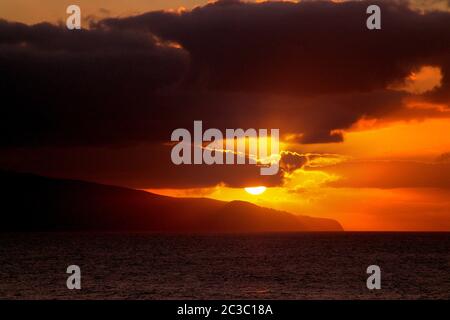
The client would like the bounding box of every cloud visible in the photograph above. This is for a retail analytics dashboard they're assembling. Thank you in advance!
[1,1,450,188]
[0,19,189,148]
[0,143,284,188]
[279,151,347,174]
[100,0,450,97]
[2,1,450,149]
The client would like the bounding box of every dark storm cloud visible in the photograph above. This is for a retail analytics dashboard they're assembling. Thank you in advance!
[2,1,450,149]
[1,1,450,188]
[0,19,190,147]
[0,143,284,188]
[100,0,450,96]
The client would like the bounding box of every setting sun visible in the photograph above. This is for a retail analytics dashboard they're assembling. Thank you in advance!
[244,186,267,195]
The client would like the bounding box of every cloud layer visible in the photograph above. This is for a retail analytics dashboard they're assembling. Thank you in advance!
[0,0,450,188]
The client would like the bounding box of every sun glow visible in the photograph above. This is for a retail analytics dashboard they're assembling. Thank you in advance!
[244,186,267,195]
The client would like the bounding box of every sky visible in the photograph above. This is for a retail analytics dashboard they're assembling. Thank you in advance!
[0,0,207,25]
[0,0,450,230]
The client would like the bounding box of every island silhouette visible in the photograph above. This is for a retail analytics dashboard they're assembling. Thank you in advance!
[0,171,343,232]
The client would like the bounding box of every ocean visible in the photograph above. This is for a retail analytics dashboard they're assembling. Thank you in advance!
[0,232,448,299]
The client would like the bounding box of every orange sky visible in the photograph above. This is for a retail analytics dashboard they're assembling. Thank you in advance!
[0,0,207,24]
[150,116,450,231]
[149,66,450,231]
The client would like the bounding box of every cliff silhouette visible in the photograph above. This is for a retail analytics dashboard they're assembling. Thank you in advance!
[0,171,343,232]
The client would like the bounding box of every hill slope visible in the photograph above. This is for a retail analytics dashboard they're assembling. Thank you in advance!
[0,171,343,232]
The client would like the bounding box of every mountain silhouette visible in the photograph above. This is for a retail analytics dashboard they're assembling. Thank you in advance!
[0,171,343,232]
